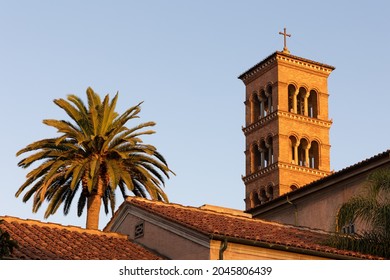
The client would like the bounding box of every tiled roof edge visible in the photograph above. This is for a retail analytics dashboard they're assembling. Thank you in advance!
[0,215,128,240]
[124,197,332,236]
[209,234,379,260]
[238,51,335,80]
[247,149,390,213]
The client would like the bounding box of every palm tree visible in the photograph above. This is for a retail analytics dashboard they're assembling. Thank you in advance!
[16,87,173,229]
[332,168,390,258]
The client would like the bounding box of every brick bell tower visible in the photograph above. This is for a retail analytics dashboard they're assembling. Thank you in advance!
[239,29,335,211]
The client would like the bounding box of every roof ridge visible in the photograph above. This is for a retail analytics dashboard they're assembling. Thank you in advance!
[248,149,390,213]
[125,197,331,235]
[0,215,128,239]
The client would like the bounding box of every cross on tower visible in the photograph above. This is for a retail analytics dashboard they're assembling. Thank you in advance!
[279,28,291,53]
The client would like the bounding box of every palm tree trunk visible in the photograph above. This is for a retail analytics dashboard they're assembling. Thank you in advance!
[85,174,104,230]
[86,193,102,230]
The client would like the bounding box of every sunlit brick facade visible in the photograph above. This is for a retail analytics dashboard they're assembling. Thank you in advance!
[239,51,335,210]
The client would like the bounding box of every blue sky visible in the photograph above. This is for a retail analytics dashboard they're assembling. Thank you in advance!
[1,0,389,229]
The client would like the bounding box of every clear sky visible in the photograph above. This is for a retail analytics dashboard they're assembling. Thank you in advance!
[1,0,389,229]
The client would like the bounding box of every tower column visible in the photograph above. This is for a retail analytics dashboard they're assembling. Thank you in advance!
[266,142,273,165]
[293,89,299,114]
[266,91,272,115]
[260,100,264,118]
[250,96,256,123]
[304,143,311,167]
[260,148,265,169]
[293,141,300,165]
[304,92,310,116]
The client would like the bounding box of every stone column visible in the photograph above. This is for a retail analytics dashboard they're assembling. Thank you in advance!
[293,143,299,165]
[304,92,310,116]
[250,145,256,173]
[304,143,311,167]
[250,96,256,123]
[293,89,298,114]
[260,149,265,169]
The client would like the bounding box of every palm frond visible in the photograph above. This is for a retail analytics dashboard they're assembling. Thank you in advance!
[16,87,173,229]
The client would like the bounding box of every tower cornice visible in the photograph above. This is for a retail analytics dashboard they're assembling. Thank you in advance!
[242,110,332,136]
[242,162,332,184]
[238,51,335,84]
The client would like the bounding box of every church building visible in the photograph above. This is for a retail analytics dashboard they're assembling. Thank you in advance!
[240,28,334,209]
[238,29,390,233]
[2,29,388,260]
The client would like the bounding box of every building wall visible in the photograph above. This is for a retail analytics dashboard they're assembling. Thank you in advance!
[209,240,328,260]
[111,211,210,260]
[241,53,333,210]
[254,161,390,232]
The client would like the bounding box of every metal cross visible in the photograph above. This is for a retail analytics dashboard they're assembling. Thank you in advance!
[279,28,291,53]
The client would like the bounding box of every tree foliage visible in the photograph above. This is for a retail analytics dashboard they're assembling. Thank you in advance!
[330,168,390,258]
[0,220,18,259]
[16,87,173,229]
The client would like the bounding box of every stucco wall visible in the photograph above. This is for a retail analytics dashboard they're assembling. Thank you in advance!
[112,210,210,260]
[210,240,328,260]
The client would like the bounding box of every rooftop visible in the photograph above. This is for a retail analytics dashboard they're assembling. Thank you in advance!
[238,51,335,83]
[0,216,162,260]
[110,197,379,259]
[247,149,390,214]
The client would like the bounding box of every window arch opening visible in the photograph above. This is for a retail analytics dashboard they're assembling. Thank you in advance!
[289,135,298,164]
[266,85,273,115]
[250,191,261,208]
[297,87,306,115]
[298,138,309,167]
[259,188,268,203]
[250,143,261,173]
[267,185,274,200]
[309,140,320,169]
[288,84,296,113]
[308,90,318,118]
[250,92,260,123]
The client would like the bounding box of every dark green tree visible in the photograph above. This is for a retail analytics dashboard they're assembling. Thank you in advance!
[16,88,173,229]
[0,220,18,258]
[331,168,390,258]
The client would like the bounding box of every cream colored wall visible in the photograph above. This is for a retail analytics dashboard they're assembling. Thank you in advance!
[113,212,210,260]
[256,166,386,232]
[209,240,328,260]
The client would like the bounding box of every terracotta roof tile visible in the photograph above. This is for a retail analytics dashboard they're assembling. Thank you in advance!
[123,197,380,259]
[0,216,162,260]
[248,150,390,212]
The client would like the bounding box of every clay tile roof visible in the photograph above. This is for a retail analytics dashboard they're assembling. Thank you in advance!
[0,216,162,260]
[247,149,390,213]
[123,197,380,259]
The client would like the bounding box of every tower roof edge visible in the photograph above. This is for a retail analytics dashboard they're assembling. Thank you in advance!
[238,51,335,82]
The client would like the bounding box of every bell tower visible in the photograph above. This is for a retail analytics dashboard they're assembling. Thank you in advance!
[239,29,335,211]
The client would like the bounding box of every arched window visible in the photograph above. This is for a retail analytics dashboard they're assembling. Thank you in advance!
[266,136,274,166]
[288,84,296,113]
[250,191,261,208]
[298,138,309,167]
[259,188,268,203]
[259,90,267,117]
[250,92,260,123]
[308,90,318,118]
[297,87,306,115]
[250,143,261,173]
[266,84,273,114]
[309,140,320,169]
[267,185,274,200]
[289,135,298,164]
[290,185,298,191]
[259,137,274,169]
